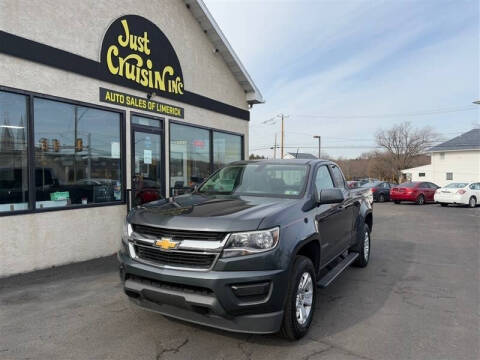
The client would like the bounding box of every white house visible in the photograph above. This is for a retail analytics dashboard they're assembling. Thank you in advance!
[401,129,480,187]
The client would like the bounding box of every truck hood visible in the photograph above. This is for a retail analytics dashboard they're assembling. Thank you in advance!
[127,193,298,232]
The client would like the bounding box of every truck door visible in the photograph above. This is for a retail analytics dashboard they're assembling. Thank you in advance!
[313,165,348,264]
[328,164,356,252]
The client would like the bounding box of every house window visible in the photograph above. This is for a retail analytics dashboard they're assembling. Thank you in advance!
[446,172,453,181]
[418,172,425,177]
[440,152,445,160]
[33,98,123,208]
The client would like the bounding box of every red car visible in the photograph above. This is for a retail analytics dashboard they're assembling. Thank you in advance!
[390,181,439,205]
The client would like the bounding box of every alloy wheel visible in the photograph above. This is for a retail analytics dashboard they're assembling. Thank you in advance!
[295,272,313,325]
[364,231,370,261]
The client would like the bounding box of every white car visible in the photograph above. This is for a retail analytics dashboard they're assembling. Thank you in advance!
[434,182,480,208]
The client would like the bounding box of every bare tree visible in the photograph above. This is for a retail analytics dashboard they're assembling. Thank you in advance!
[375,122,437,182]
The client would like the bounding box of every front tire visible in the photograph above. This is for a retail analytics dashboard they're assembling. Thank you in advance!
[280,256,316,340]
[416,194,425,205]
[352,223,370,268]
[378,194,385,203]
[394,200,400,204]
[441,203,448,207]
[469,196,477,208]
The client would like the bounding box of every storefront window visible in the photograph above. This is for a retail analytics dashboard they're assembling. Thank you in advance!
[0,91,29,212]
[33,98,122,208]
[213,131,242,170]
[170,123,210,194]
[131,115,162,128]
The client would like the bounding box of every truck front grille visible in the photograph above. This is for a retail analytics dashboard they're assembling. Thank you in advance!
[134,244,216,269]
[132,224,226,241]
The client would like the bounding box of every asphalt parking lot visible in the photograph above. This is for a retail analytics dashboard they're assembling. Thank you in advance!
[1,202,479,360]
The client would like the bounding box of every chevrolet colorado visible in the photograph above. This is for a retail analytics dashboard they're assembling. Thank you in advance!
[118,159,373,339]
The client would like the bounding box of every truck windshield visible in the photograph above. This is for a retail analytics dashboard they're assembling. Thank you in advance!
[198,163,309,198]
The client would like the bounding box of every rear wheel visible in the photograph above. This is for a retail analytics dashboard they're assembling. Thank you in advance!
[352,223,370,268]
[441,203,448,207]
[469,196,477,208]
[394,200,400,204]
[378,194,385,202]
[280,256,316,340]
[416,194,425,205]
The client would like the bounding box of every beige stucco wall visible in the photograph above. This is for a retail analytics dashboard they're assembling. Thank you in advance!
[0,205,126,277]
[0,0,248,110]
[0,0,251,277]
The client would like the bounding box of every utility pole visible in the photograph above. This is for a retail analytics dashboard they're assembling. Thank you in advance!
[274,133,277,159]
[270,134,280,159]
[313,135,321,159]
[262,114,288,159]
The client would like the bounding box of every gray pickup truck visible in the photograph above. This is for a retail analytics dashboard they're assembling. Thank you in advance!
[118,159,372,339]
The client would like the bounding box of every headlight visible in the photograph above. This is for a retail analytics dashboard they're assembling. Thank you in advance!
[222,227,279,258]
[123,219,133,239]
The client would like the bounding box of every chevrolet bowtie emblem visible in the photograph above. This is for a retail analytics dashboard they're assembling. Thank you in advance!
[154,237,179,250]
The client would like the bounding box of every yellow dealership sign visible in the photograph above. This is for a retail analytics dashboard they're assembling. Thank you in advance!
[101,15,184,96]
[99,87,184,118]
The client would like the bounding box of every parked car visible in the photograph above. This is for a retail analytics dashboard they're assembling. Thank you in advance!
[390,181,439,205]
[434,182,480,208]
[347,180,359,189]
[119,159,373,340]
[361,181,392,202]
[76,178,116,203]
[356,178,379,187]
[132,176,163,205]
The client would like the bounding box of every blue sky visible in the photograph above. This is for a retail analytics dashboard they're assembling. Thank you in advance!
[204,0,479,158]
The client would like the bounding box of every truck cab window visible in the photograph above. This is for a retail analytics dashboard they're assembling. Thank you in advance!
[330,165,346,188]
[315,166,334,190]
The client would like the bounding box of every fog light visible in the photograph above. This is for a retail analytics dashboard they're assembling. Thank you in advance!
[231,281,270,298]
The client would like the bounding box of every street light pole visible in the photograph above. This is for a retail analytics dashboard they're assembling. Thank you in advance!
[313,135,321,159]
[280,114,284,159]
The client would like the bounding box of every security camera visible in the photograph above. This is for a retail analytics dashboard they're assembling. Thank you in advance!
[213,48,219,54]
[147,92,156,100]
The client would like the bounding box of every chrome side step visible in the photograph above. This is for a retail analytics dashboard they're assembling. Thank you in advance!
[317,253,359,288]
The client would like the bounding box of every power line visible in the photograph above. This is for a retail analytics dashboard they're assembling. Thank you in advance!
[250,107,477,128]
[292,106,478,119]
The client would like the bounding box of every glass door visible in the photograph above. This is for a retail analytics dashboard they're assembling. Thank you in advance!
[131,115,164,206]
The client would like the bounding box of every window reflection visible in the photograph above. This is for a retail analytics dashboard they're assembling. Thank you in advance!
[0,91,29,212]
[213,131,242,170]
[33,99,122,208]
[170,123,210,195]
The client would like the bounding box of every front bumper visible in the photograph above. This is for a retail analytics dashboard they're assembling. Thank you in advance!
[117,251,287,334]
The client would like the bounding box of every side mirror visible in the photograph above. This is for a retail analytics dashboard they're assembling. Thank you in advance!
[317,188,344,204]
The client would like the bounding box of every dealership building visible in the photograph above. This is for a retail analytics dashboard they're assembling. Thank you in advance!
[0,0,263,277]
